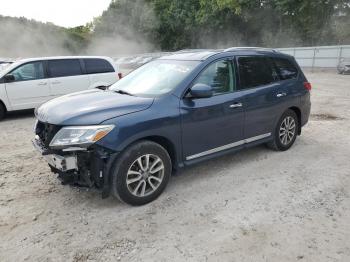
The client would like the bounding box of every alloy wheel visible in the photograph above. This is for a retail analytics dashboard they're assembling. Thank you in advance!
[126,154,165,197]
[279,116,296,146]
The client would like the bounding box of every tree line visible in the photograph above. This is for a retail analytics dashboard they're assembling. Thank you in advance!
[1,0,349,57]
[93,0,350,51]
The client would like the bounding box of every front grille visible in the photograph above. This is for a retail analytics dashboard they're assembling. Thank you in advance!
[35,121,61,147]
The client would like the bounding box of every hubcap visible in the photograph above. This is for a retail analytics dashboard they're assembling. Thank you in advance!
[279,116,296,146]
[126,154,164,197]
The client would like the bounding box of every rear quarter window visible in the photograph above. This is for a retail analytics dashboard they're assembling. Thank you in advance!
[273,57,298,80]
[84,59,115,74]
[48,59,82,78]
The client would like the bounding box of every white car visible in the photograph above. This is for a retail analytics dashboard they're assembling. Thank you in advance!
[0,56,120,119]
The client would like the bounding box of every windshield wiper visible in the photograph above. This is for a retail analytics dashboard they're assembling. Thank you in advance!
[114,89,134,96]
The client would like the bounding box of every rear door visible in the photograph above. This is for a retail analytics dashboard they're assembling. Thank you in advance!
[236,56,282,140]
[48,59,90,97]
[271,57,301,99]
[83,58,117,87]
[4,61,50,110]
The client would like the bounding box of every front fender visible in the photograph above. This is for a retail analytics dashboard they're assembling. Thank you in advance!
[98,95,183,166]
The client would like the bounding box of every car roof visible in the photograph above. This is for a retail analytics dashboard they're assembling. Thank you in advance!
[17,56,113,63]
[159,47,292,61]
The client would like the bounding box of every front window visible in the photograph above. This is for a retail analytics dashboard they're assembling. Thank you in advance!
[10,61,44,81]
[193,59,235,95]
[110,60,199,97]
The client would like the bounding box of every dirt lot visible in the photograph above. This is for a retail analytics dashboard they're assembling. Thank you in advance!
[0,72,349,262]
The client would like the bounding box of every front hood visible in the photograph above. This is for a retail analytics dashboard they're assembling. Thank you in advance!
[36,89,154,125]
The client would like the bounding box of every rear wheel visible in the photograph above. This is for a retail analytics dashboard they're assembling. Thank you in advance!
[111,140,172,205]
[267,109,299,151]
[0,103,6,120]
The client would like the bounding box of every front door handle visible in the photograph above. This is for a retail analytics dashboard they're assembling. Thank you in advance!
[38,82,47,86]
[276,92,287,98]
[229,103,243,108]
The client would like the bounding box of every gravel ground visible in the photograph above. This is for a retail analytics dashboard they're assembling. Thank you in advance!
[0,72,349,262]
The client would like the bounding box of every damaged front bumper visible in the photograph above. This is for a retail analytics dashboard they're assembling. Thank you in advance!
[32,136,78,172]
[32,135,118,198]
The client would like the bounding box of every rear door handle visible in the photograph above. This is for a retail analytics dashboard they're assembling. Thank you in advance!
[229,102,243,108]
[51,81,61,84]
[276,92,287,97]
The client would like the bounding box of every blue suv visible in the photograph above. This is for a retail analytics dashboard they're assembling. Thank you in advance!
[33,48,311,205]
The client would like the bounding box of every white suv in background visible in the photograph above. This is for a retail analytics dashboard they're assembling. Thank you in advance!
[0,56,120,119]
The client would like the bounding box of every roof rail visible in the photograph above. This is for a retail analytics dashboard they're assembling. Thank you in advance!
[224,47,278,53]
[175,49,218,53]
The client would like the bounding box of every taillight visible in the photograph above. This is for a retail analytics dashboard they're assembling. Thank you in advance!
[118,73,123,79]
[303,82,312,91]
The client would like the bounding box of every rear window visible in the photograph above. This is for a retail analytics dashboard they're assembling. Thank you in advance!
[48,59,82,77]
[237,56,278,89]
[273,58,298,80]
[84,58,115,74]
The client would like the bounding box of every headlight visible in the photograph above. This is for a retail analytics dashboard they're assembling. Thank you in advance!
[49,125,115,148]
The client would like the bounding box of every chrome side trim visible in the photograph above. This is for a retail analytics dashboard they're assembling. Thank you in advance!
[186,133,271,161]
[186,140,245,161]
[244,133,271,143]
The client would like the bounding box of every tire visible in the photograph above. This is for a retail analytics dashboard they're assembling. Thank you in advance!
[0,103,6,120]
[110,140,172,205]
[267,109,299,151]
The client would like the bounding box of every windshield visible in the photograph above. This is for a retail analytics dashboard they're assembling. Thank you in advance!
[110,59,199,97]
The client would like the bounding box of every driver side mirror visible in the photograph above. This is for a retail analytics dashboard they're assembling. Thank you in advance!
[188,83,213,99]
[4,74,15,83]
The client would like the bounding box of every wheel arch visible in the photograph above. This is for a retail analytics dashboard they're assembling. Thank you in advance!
[0,99,7,112]
[133,135,178,171]
[288,106,302,135]
[0,99,7,119]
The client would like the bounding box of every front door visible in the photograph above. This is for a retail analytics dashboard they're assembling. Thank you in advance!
[5,61,50,110]
[180,58,245,161]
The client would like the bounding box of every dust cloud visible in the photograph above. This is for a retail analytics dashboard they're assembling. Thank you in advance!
[0,16,76,58]
[0,14,155,59]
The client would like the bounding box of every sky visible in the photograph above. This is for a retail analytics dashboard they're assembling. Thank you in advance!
[0,0,111,27]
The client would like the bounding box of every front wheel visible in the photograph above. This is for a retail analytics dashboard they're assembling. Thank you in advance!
[267,109,299,151]
[111,140,172,205]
